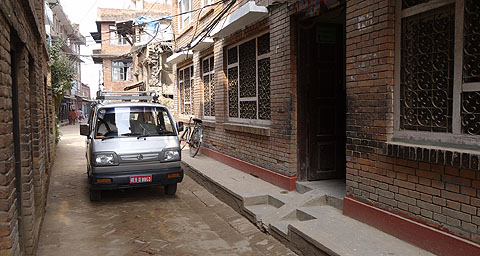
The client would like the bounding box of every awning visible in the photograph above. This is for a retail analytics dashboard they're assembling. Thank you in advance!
[90,32,101,42]
[210,1,268,38]
[91,54,126,64]
[116,20,134,45]
[166,50,193,64]
[191,37,214,52]
[124,81,144,91]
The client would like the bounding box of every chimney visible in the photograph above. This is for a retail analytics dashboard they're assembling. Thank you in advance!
[136,0,144,10]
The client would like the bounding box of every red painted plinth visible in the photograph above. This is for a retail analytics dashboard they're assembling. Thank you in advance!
[343,195,480,256]
[200,148,297,191]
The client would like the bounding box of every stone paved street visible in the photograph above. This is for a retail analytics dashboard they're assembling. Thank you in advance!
[37,124,296,256]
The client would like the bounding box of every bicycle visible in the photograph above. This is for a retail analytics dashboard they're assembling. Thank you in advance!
[179,117,203,157]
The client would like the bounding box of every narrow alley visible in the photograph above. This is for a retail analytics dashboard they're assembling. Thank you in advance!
[2,0,480,255]
[37,124,295,256]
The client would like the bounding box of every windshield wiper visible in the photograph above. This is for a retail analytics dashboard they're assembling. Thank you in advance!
[158,131,176,136]
[122,133,141,137]
[101,136,117,141]
[137,131,175,139]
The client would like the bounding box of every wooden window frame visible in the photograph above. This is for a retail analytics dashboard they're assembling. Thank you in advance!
[226,32,271,126]
[111,61,132,81]
[393,0,480,148]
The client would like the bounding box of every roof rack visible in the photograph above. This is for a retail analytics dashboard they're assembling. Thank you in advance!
[96,90,158,102]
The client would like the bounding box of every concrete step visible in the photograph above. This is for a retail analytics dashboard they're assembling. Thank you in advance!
[269,209,318,239]
[243,192,331,230]
[182,153,433,256]
[243,195,285,224]
[288,205,434,256]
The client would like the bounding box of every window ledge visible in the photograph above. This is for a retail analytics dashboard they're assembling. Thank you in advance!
[385,140,480,171]
[224,122,271,136]
[202,119,216,128]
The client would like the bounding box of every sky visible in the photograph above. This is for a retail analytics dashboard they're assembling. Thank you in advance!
[60,0,139,97]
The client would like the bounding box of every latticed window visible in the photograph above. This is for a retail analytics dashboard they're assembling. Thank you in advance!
[111,61,132,81]
[395,0,480,143]
[202,55,215,118]
[227,33,270,123]
[178,65,194,115]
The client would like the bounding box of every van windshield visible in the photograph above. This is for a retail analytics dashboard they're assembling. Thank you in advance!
[95,106,175,139]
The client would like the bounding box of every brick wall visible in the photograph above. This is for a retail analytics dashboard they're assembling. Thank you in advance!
[102,58,135,91]
[97,4,171,23]
[173,2,298,176]
[0,1,54,255]
[98,5,171,92]
[99,22,135,91]
[100,23,132,56]
[345,0,480,244]
[173,0,267,52]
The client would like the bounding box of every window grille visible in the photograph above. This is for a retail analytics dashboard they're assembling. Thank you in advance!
[228,67,239,118]
[463,0,480,83]
[227,33,271,123]
[400,4,455,132]
[202,56,215,118]
[178,65,194,115]
[460,0,480,136]
[394,0,480,146]
[461,91,480,135]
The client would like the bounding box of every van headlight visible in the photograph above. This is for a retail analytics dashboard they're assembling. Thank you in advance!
[94,153,118,166]
[161,149,180,162]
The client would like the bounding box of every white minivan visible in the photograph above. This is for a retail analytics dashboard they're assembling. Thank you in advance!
[80,92,184,201]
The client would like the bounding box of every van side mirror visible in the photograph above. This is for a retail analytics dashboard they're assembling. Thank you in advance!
[80,123,89,136]
[176,121,184,132]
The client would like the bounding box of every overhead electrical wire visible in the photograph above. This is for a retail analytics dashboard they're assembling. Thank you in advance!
[79,0,101,23]
[87,0,228,38]
[178,0,236,52]
[53,0,235,59]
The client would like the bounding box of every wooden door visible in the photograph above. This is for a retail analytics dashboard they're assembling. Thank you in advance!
[302,24,346,181]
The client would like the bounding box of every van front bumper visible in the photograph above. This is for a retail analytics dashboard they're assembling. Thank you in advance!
[89,166,183,190]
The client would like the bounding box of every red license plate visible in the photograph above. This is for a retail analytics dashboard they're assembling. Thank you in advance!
[130,175,152,184]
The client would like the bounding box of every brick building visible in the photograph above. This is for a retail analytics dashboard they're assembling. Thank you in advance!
[169,0,299,188]
[46,0,86,122]
[132,41,175,109]
[344,0,480,254]
[91,0,172,92]
[78,83,93,119]
[0,0,55,255]
[170,0,480,254]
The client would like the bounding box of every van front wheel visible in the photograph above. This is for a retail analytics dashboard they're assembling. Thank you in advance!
[165,184,177,195]
[89,189,101,202]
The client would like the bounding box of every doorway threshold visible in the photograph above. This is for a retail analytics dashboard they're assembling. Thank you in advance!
[295,179,346,199]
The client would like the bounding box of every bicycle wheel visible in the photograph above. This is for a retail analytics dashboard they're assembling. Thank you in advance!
[189,127,202,157]
[179,126,190,150]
